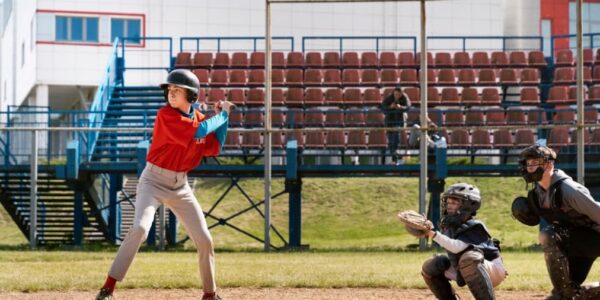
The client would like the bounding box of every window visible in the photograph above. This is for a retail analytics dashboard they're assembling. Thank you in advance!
[111,18,141,44]
[55,16,99,42]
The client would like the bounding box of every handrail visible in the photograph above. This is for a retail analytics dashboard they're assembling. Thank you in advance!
[180,36,295,53]
[550,32,600,63]
[427,35,544,52]
[86,38,120,162]
[302,36,417,53]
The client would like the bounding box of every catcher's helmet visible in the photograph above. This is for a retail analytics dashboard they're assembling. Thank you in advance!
[442,182,481,217]
[160,69,200,103]
[518,145,556,183]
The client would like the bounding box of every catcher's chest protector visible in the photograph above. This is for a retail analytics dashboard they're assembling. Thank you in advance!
[446,220,500,264]
[529,179,596,229]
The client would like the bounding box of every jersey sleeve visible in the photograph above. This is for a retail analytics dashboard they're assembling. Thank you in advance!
[196,112,229,157]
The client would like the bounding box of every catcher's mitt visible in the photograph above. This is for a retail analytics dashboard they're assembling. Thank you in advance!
[397,210,433,238]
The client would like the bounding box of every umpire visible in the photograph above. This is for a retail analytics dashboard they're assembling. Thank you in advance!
[512,144,600,299]
[381,86,411,165]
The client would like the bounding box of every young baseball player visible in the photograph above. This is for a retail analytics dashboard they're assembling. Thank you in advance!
[95,69,233,300]
[512,144,600,299]
[421,183,507,300]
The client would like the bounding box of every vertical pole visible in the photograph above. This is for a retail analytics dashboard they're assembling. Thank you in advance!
[418,0,428,251]
[264,0,273,252]
[286,141,301,248]
[109,174,123,243]
[576,0,584,184]
[159,205,166,251]
[74,191,83,246]
[30,130,38,250]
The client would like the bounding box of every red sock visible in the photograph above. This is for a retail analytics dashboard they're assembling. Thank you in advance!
[202,292,216,299]
[102,276,117,294]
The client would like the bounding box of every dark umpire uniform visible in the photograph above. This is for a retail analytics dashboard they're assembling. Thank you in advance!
[513,145,600,300]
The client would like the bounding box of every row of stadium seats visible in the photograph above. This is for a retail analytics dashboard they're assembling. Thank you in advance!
[201,86,600,106]
[175,50,552,69]
[224,107,598,128]
[192,67,556,87]
[224,128,600,150]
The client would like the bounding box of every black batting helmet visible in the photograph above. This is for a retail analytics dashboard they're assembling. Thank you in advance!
[160,69,200,103]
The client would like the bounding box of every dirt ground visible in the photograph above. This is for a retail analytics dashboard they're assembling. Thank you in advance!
[0,288,549,299]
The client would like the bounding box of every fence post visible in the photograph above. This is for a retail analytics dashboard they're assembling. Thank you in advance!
[29,130,38,250]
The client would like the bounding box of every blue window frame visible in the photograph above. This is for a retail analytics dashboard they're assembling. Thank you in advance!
[111,18,142,44]
[55,16,99,42]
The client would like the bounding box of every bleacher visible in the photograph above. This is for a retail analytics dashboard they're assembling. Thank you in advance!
[167,48,600,155]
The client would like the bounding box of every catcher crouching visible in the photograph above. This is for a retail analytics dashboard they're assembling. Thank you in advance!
[402,183,508,300]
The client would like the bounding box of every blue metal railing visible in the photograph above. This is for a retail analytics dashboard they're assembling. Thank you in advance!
[179,36,295,53]
[302,36,417,53]
[550,33,600,63]
[87,39,120,162]
[427,36,544,52]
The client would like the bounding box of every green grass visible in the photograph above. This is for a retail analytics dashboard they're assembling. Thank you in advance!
[1,250,594,292]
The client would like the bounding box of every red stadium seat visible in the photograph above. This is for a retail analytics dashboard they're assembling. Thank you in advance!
[381,69,399,86]
[248,69,265,87]
[457,69,476,85]
[515,129,535,146]
[287,52,305,68]
[325,131,346,149]
[506,108,526,125]
[416,52,435,67]
[461,88,480,105]
[491,51,509,68]
[304,110,324,127]
[342,52,360,68]
[520,87,540,105]
[231,52,248,68]
[361,69,379,86]
[304,69,323,87]
[285,69,304,87]
[481,88,501,105]
[271,110,286,127]
[569,86,588,103]
[361,52,378,68]
[453,52,472,67]
[285,88,304,106]
[207,88,225,103]
[493,129,513,148]
[323,52,341,68]
[365,108,385,126]
[367,130,387,149]
[193,52,213,69]
[363,88,382,105]
[583,48,595,65]
[547,127,570,148]
[323,69,342,86]
[555,49,574,66]
[499,68,519,86]
[520,68,540,85]
[379,52,397,68]
[304,88,324,106]
[343,88,363,105]
[584,107,597,124]
[435,52,453,68]
[465,109,485,126]
[246,88,264,105]
[342,69,361,86]
[404,87,420,106]
[472,52,491,68]
[547,86,569,105]
[229,69,247,86]
[213,53,230,68]
[570,129,591,144]
[272,52,286,68]
[400,69,419,85]
[193,69,209,84]
[472,129,492,149]
[441,88,460,104]
[210,70,228,86]
[347,130,367,149]
[593,66,600,84]
[224,132,240,149]
[526,108,547,125]
[324,110,344,126]
[445,110,465,126]
[486,109,506,125]
[398,52,417,68]
[304,52,323,69]
[509,51,528,67]
[553,108,575,125]
[272,69,285,87]
[324,88,344,106]
[175,52,192,68]
[477,69,497,85]
[249,52,265,68]
[271,89,285,105]
[528,51,547,68]
[345,110,365,126]
[244,111,264,127]
[591,86,600,102]
[242,132,262,149]
[592,129,600,145]
[449,129,470,148]
[437,69,456,85]
[227,89,246,106]
[427,87,441,105]
[554,67,575,85]
[228,110,243,127]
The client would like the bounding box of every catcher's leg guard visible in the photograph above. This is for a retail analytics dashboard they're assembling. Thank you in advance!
[540,226,581,298]
[457,250,495,300]
[422,255,458,300]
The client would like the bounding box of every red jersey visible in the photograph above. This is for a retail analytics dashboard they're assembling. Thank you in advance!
[146,105,221,172]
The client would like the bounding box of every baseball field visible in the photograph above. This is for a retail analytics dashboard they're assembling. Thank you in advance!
[1,177,599,299]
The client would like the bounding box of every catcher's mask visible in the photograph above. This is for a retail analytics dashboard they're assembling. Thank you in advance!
[160,69,200,103]
[441,183,481,227]
[518,145,556,183]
